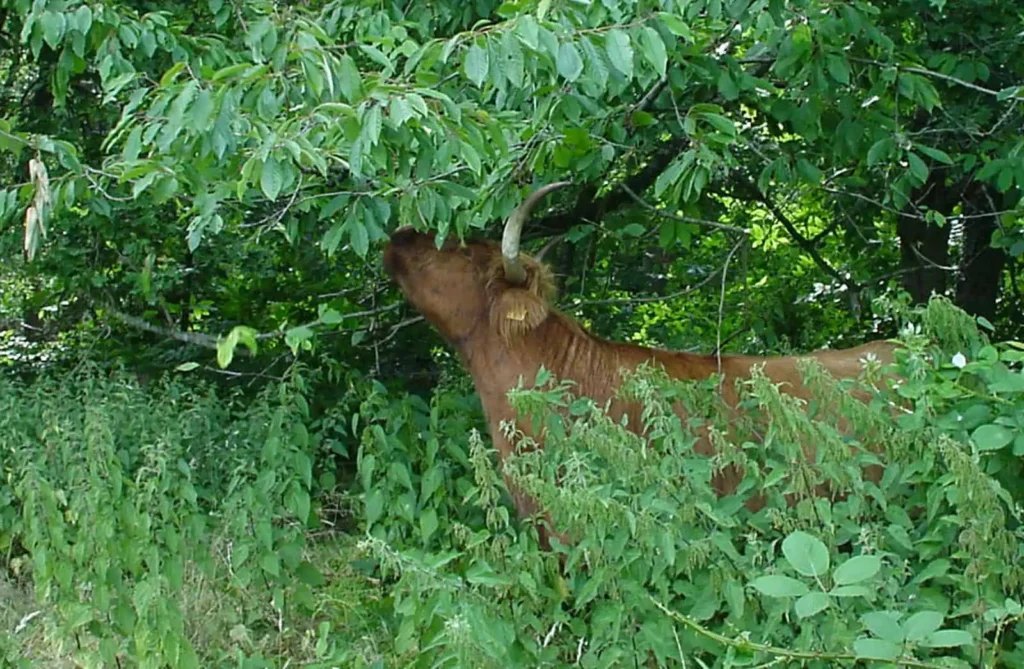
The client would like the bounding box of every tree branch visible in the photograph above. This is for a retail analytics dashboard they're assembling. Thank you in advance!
[758,194,859,291]
[526,139,689,240]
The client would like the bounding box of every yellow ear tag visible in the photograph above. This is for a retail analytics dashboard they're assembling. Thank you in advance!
[506,304,528,321]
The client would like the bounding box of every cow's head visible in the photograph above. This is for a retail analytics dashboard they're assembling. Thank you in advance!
[383,182,570,346]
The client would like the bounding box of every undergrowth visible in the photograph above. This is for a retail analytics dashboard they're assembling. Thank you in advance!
[0,364,398,667]
[2,296,1022,667]
[356,296,1024,667]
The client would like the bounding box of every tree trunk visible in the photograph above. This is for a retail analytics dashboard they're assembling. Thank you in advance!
[897,215,951,304]
[955,215,1005,322]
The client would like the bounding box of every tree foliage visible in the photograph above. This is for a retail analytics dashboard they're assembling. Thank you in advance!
[1,0,1021,376]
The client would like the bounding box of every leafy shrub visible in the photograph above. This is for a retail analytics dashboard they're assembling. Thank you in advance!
[356,297,1024,667]
[0,365,345,667]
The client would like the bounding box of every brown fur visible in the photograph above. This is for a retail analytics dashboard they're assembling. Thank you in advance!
[383,227,898,545]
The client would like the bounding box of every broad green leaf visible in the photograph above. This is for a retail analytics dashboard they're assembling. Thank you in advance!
[853,638,901,661]
[349,219,369,257]
[867,138,893,166]
[833,555,881,585]
[419,508,438,542]
[466,559,512,587]
[829,585,872,597]
[903,611,943,643]
[796,158,823,184]
[826,54,851,84]
[915,144,954,164]
[921,630,973,648]
[322,223,344,256]
[861,611,904,644]
[41,12,67,50]
[260,156,283,200]
[782,531,830,578]
[701,113,736,137]
[319,308,344,325]
[389,96,413,127]
[191,88,214,132]
[795,592,830,618]
[465,43,489,87]
[717,69,739,100]
[557,41,583,82]
[639,27,667,77]
[749,575,809,597]
[907,152,929,183]
[605,29,634,79]
[658,13,694,41]
[971,423,1014,451]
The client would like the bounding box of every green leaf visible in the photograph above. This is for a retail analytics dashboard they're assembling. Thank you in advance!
[915,144,954,164]
[175,361,200,372]
[861,611,904,644]
[749,575,809,597]
[296,561,324,587]
[829,585,872,597]
[557,41,584,82]
[260,156,283,200]
[419,508,438,542]
[795,592,830,618]
[907,152,929,183]
[319,308,343,325]
[853,638,901,661]
[322,223,344,256]
[782,531,830,578]
[867,138,893,166]
[465,559,512,587]
[389,96,413,127]
[465,42,489,87]
[717,69,739,100]
[605,29,634,79]
[364,488,384,525]
[191,88,214,132]
[41,12,67,50]
[833,555,881,585]
[701,113,736,137]
[903,611,944,643]
[639,27,667,77]
[796,158,823,184]
[921,630,973,648]
[826,54,851,84]
[971,423,1014,451]
[655,157,686,197]
[73,5,93,36]
[349,218,369,257]
[658,13,694,41]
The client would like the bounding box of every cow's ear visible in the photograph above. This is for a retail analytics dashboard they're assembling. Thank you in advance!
[491,288,549,341]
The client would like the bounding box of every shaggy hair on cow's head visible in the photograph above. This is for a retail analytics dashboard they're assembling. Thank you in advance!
[483,250,558,343]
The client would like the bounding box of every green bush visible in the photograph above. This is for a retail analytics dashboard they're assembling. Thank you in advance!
[0,365,349,667]
[356,297,1024,667]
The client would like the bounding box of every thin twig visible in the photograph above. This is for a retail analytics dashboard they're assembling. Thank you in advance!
[759,195,858,290]
[849,57,1023,100]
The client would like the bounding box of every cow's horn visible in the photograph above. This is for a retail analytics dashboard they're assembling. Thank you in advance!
[501,181,572,284]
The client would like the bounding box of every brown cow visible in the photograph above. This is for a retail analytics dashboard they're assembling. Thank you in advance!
[383,183,897,546]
